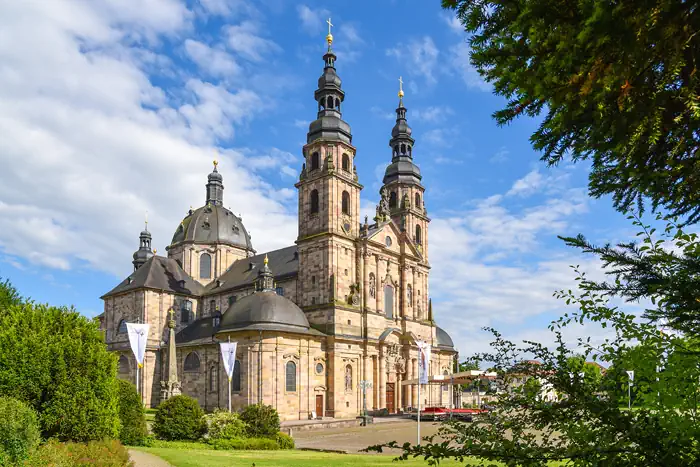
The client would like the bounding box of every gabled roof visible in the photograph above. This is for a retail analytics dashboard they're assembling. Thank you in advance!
[175,315,218,345]
[101,256,204,299]
[204,245,298,296]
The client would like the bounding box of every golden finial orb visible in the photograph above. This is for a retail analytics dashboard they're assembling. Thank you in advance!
[326,17,333,45]
[398,76,405,99]
[153,248,157,255]
[264,254,269,265]
[213,159,218,169]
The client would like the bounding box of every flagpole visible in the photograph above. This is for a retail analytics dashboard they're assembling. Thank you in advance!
[417,380,421,445]
[228,336,232,413]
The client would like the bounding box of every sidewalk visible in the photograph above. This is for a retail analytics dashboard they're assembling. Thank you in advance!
[128,449,173,467]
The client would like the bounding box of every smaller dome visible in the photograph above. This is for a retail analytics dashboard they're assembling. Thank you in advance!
[391,120,412,138]
[170,205,253,251]
[318,68,342,88]
[208,169,223,182]
[218,291,311,334]
[383,159,422,185]
[436,326,454,348]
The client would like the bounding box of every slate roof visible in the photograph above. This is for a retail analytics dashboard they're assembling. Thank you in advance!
[219,291,317,335]
[101,256,205,298]
[170,204,253,252]
[204,245,298,296]
[175,315,218,345]
[436,325,454,349]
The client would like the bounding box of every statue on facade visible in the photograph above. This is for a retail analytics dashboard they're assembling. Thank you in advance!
[345,365,352,391]
[375,187,390,222]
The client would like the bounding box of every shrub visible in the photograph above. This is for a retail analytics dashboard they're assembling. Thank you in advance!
[204,410,248,441]
[153,395,206,441]
[23,439,131,467]
[239,403,280,438]
[275,432,295,449]
[116,379,147,446]
[0,280,119,441]
[0,397,40,464]
[210,437,280,450]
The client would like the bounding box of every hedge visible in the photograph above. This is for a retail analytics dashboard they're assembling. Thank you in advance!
[0,397,40,464]
[116,379,147,446]
[153,395,206,441]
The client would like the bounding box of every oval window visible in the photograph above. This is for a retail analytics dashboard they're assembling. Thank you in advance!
[316,363,324,374]
[385,236,392,247]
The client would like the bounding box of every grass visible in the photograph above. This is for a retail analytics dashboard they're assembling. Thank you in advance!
[135,447,476,466]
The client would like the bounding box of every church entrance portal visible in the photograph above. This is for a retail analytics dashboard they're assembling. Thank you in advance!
[315,395,324,417]
[386,383,395,413]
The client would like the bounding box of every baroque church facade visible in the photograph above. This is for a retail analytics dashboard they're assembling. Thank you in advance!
[100,31,457,421]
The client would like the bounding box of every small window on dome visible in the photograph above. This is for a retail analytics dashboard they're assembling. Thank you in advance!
[232,225,240,234]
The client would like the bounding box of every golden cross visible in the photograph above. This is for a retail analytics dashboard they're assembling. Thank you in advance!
[168,307,175,319]
[398,76,404,98]
[326,17,333,36]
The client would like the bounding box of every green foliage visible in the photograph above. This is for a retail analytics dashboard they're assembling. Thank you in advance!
[239,403,280,438]
[116,379,147,446]
[153,395,206,441]
[209,437,280,451]
[0,280,119,442]
[275,432,295,450]
[145,439,213,450]
[204,410,248,442]
[0,279,21,310]
[443,0,700,224]
[0,397,40,464]
[22,439,132,467]
[370,218,700,465]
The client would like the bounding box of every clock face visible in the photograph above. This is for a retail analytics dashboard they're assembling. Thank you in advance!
[385,236,392,247]
[316,363,324,374]
[344,222,351,232]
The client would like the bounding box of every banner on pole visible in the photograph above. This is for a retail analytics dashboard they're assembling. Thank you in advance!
[626,370,635,382]
[126,323,150,368]
[417,341,431,385]
[220,342,238,381]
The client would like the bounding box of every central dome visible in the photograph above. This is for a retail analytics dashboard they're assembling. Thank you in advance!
[218,291,311,334]
[170,204,253,251]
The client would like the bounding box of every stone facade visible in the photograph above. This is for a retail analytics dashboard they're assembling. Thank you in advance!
[101,32,458,421]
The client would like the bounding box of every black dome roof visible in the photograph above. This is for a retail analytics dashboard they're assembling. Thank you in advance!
[436,326,454,348]
[218,291,310,334]
[170,205,253,251]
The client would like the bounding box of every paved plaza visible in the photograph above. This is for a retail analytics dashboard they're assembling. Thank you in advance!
[293,420,445,454]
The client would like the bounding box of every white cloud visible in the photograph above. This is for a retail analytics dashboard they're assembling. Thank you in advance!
[196,0,257,17]
[224,21,281,62]
[441,12,464,35]
[412,106,453,124]
[370,106,394,121]
[296,5,330,35]
[294,119,308,128]
[386,36,439,85]
[184,39,241,78]
[423,128,458,148]
[450,41,490,92]
[490,146,509,163]
[0,0,297,278]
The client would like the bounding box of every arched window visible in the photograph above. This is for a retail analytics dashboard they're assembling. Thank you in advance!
[369,273,376,298]
[200,253,212,279]
[345,365,353,391]
[311,152,320,171]
[228,295,237,306]
[310,189,319,214]
[384,285,394,319]
[394,145,399,156]
[275,286,284,296]
[442,370,449,392]
[180,300,192,324]
[184,352,201,372]
[213,312,221,328]
[118,354,130,374]
[336,98,341,111]
[327,95,334,109]
[285,361,297,392]
[342,191,350,215]
[415,193,421,208]
[415,225,422,245]
[117,319,127,334]
[209,299,216,314]
[407,284,413,307]
[209,366,217,391]
[232,360,241,392]
[342,154,350,171]
[401,143,406,154]
[389,191,398,209]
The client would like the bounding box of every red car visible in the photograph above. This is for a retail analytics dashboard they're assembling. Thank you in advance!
[411,407,484,421]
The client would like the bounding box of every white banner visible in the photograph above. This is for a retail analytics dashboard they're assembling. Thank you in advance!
[417,340,431,385]
[626,370,635,382]
[220,342,238,381]
[126,323,150,368]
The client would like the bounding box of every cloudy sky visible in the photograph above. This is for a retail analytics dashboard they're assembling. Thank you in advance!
[0,0,642,358]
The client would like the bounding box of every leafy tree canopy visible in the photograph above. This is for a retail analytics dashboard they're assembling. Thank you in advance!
[443,0,700,223]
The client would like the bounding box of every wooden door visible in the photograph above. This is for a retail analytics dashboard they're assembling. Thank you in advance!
[315,394,324,417]
[386,383,395,413]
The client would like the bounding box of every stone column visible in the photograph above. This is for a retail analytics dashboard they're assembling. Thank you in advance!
[406,355,413,408]
[400,264,408,318]
[379,352,386,410]
[411,268,417,320]
[412,358,418,407]
[397,369,403,412]
[363,252,370,311]
[375,255,380,312]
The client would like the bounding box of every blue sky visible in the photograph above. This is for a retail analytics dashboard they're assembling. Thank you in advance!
[0,0,639,356]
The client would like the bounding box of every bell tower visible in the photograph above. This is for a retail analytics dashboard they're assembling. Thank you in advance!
[381,80,430,260]
[295,19,363,319]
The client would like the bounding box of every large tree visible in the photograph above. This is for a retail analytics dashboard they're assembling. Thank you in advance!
[443,0,700,224]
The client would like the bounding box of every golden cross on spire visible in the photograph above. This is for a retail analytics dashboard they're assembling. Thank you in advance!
[168,307,175,319]
[264,254,269,266]
[398,76,404,99]
[326,17,334,46]
[213,159,218,169]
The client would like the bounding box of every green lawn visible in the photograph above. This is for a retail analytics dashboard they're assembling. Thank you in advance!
[135,447,480,467]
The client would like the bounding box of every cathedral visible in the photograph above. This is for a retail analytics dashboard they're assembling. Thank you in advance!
[100,28,457,421]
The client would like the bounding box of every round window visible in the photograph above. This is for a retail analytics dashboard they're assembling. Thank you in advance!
[385,236,392,247]
[315,363,324,374]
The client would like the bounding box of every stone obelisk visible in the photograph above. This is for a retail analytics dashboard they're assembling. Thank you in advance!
[160,308,181,401]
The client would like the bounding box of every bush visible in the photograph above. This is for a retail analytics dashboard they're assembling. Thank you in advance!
[116,379,147,446]
[210,437,280,451]
[0,280,119,441]
[204,410,248,441]
[239,403,280,438]
[153,395,206,441]
[0,397,40,464]
[275,432,295,449]
[23,439,131,467]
